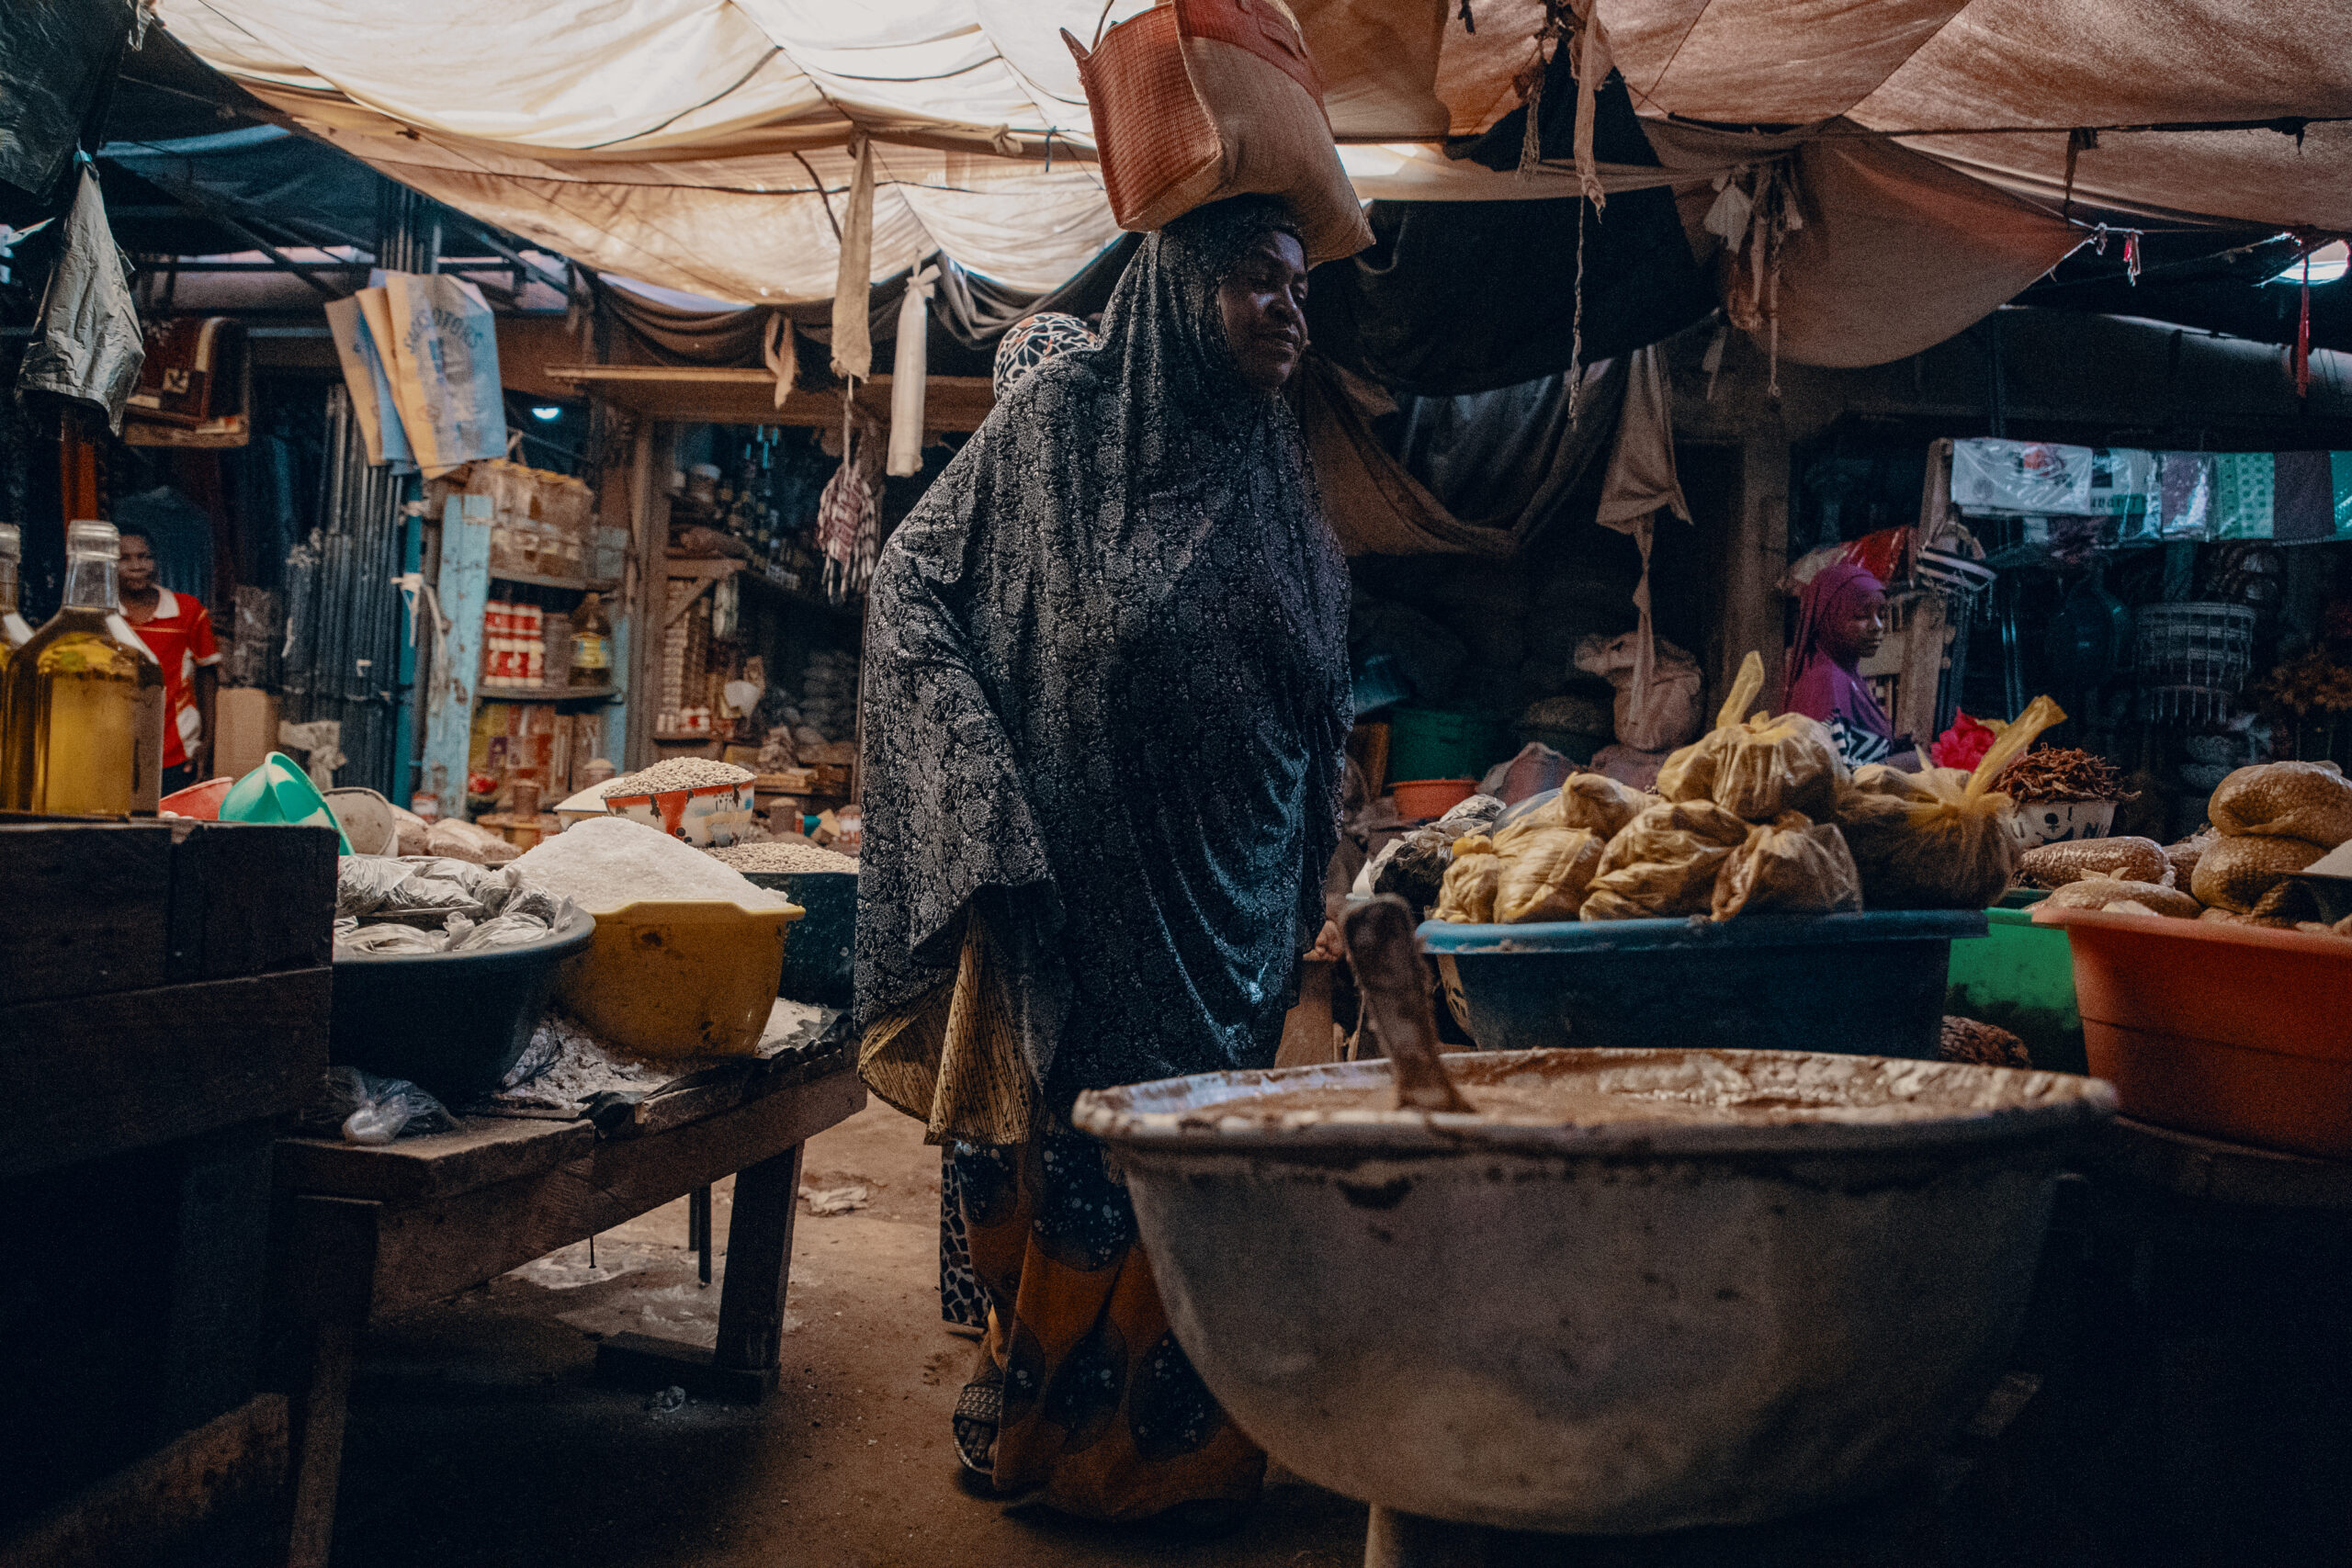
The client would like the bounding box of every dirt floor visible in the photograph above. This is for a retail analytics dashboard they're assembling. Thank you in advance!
[326,1100,1369,1568]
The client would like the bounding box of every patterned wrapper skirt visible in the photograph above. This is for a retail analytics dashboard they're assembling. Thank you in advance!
[950,1131,1265,1520]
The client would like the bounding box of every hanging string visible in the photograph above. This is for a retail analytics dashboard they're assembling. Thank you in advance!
[1566,198,1589,420]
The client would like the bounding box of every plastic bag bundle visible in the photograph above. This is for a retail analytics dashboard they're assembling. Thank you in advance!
[1433,834,1502,924]
[1711,812,1863,920]
[1838,695,2066,909]
[1367,794,1506,908]
[334,856,486,924]
[1657,651,1847,820]
[1493,827,1606,924]
[1579,799,1752,921]
[1497,773,1658,842]
[302,1066,457,1145]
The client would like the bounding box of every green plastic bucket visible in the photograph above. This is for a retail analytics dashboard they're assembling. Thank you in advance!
[1387,706,1512,784]
[1945,894,2086,1075]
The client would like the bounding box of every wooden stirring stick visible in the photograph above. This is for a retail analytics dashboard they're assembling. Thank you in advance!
[1340,897,1475,1114]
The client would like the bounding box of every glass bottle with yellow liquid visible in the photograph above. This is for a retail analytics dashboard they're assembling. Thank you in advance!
[0,521,164,816]
[0,525,32,665]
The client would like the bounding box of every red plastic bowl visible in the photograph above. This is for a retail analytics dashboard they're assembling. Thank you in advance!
[2034,906,2352,1159]
[159,775,234,819]
[1391,777,1476,822]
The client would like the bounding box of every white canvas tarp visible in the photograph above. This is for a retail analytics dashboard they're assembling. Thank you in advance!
[155,0,2352,367]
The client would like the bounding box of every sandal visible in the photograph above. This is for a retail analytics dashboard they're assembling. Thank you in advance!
[952,1361,1003,1482]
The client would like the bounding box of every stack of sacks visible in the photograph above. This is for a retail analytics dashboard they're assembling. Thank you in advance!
[1586,653,1860,921]
[2017,761,2352,934]
[1434,773,1651,923]
[1434,653,1867,924]
[2193,762,2352,929]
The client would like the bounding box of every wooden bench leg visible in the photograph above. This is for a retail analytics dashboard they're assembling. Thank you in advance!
[284,1323,356,1568]
[714,1143,806,1388]
[596,1144,808,1404]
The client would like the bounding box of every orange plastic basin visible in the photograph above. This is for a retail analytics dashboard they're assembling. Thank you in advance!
[1392,777,1476,821]
[2034,906,2352,1159]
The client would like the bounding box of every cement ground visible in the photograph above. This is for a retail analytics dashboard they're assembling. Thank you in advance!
[325,1100,1370,1568]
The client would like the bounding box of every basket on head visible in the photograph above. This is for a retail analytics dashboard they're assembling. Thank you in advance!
[1063,0,1371,268]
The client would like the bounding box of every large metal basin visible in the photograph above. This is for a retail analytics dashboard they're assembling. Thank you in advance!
[1074,1048,2113,1535]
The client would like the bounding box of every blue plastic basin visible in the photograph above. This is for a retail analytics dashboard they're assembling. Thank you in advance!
[1420,910,1989,1060]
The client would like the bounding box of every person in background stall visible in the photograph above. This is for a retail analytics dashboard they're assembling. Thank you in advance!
[1781,561,1918,772]
[116,521,220,794]
[857,195,1350,1531]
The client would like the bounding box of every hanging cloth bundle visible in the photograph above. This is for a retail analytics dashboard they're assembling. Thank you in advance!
[1708,158,1804,396]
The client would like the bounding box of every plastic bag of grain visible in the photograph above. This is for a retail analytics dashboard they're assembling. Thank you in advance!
[1493,826,1607,923]
[1432,835,1502,924]
[1657,651,1847,822]
[1710,812,1862,920]
[1837,694,2065,909]
[1579,799,1752,920]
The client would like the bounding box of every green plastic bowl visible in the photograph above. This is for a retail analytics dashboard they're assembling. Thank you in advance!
[1946,896,2086,1076]
[220,751,354,853]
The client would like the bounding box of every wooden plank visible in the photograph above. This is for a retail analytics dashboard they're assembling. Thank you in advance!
[0,821,176,1004]
[548,367,994,433]
[616,1040,852,1140]
[421,491,493,805]
[368,1066,865,1313]
[166,821,337,985]
[0,970,330,1180]
[2,1393,288,1568]
[274,1115,597,1203]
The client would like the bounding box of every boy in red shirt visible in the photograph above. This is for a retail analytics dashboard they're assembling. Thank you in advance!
[118,524,220,795]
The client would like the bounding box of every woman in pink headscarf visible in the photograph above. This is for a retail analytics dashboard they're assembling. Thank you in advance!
[1782,563,1916,770]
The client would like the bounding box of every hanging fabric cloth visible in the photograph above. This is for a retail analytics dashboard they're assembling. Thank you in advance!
[1590,343,1696,747]
[887,261,938,477]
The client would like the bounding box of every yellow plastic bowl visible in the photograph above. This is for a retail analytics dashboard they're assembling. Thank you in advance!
[555,898,802,1058]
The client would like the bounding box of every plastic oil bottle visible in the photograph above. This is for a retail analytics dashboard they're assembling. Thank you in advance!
[0,520,164,815]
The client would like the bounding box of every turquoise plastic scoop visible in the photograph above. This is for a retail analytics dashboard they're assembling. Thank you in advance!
[220,751,355,853]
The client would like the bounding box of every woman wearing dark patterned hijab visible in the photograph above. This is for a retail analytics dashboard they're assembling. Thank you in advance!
[856,195,1350,1524]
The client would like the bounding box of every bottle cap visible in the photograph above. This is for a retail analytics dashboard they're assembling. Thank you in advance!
[65,520,119,558]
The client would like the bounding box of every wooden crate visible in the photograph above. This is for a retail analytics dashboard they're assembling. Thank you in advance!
[0,819,335,1178]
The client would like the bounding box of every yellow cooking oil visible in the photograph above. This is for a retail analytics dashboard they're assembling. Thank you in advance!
[0,522,164,816]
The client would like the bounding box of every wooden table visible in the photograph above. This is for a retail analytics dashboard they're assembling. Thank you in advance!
[272,1039,865,1568]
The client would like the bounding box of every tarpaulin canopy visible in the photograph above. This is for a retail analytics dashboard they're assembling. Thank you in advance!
[148,0,2352,372]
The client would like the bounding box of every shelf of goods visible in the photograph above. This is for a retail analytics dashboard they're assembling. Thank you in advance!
[420,462,628,826]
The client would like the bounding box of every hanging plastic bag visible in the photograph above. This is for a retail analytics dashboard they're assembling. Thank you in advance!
[1712,812,1863,920]
[1579,799,1751,921]
[18,164,144,432]
[1838,695,2066,909]
[1493,826,1606,923]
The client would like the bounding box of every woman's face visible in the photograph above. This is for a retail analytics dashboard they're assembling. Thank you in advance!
[1216,230,1308,392]
[1828,587,1889,661]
